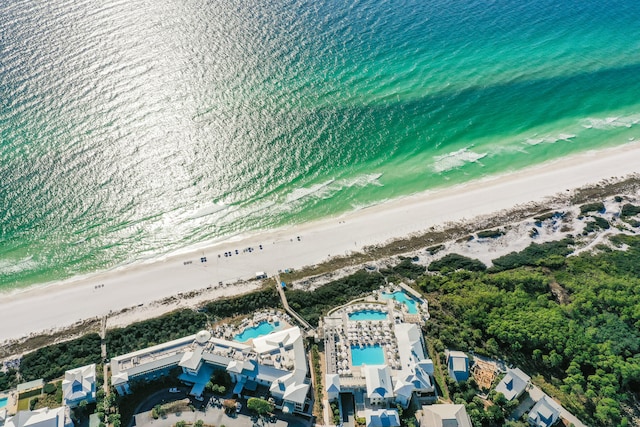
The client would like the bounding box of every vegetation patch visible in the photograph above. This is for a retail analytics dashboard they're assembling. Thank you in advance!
[285,270,386,326]
[380,258,426,280]
[421,234,640,426]
[426,244,444,255]
[477,229,505,239]
[579,201,605,215]
[582,216,610,235]
[621,203,640,217]
[428,254,486,272]
[20,333,101,381]
[489,238,574,272]
[0,369,18,390]
[201,287,280,320]
[106,310,207,356]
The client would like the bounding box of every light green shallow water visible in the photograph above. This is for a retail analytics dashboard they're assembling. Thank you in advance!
[1,0,640,290]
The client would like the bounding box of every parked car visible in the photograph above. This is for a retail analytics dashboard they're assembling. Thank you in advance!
[235,402,242,413]
[169,388,180,393]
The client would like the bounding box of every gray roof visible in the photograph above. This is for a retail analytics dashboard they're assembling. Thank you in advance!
[421,404,472,427]
[494,368,530,401]
[528,396,560,427]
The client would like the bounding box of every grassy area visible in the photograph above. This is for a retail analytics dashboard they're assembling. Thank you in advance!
[310,345,324,419]
[425,340,449,401]
[17,397,31,411]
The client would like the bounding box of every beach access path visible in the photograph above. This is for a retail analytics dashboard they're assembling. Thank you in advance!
[2,142,640,343]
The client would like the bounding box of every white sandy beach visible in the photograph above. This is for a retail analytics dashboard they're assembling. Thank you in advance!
[1,142,640,343]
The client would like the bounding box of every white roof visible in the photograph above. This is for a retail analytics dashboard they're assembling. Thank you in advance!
[62,363,96,404]
[394,362,434,397]
[495,368,530,401]
[5,408,67,427]
[179,347,204,371]
[364,365,394,400]
[394,323,427,371]
[365,409,401,427]
[421,404,472,427]
[252,327,302,354]
[326,374,341,393]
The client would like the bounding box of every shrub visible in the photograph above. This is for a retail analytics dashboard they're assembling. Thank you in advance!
[202,288,280,320]
[43,383,57,394]
[490,238,574,272]
[621,204,640,217]
[580,202,605,215]
[428,254,486,272]
[380,258,426,280]
[477,229,505,239]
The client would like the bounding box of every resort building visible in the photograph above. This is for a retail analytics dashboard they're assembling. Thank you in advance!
[62,364,96,408]
[420,404,472,427]
[323,288,433,427]
[494,367,530,401]
[527,396,560,427]
[446,351,469,382]
[110,326,310,414]
[3,407,72,427]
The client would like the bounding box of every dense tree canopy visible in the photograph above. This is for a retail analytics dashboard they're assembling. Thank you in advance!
[106,310,207,356]
[20,334,102,381]
[202,288,280,320]
[421,235,640,426]
[428,254,486,272]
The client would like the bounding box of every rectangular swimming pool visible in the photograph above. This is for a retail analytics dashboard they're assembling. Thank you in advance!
[351,344,385,366]
[348,310,388,321]
[0,397,7,408]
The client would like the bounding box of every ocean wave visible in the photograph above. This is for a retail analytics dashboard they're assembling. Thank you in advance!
[525,133,576,146]
[188,203,229,219]
[431,148,487,173]
[285,179,336,203]
[582,115,640,130]
[336,173,383,188]
[0,256,37,276]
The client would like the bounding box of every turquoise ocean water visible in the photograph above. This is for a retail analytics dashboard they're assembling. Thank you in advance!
[2,0,640,290]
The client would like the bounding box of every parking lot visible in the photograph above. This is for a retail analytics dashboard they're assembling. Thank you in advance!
[134,395,310,427]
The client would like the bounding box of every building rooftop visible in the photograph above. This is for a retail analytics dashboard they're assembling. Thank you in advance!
[494,368,530,401]
[62,364,96,406]
[4,407,68,427]
[364,365,394,400]
[365,409,400,427]
[421,404,472,427]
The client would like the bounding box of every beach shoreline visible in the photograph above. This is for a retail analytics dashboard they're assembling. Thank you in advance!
[2,141,640,344]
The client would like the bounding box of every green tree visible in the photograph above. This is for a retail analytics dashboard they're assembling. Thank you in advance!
[246,398,273,416]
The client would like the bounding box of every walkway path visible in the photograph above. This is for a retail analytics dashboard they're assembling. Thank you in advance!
[100,316,109,397]
[274,274,312,331]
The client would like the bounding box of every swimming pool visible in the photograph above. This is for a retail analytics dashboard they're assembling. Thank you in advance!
[351,345,385,366]
[382,291,419,314]
[0,397,7,408]
[348,310,388,321]
[234,321,279,342]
